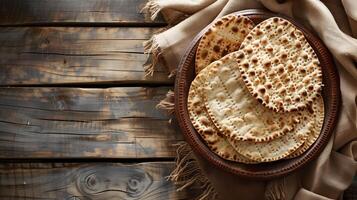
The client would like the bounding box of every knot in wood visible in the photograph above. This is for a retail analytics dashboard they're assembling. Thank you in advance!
[84,174,100,192]
[126,174,152,197]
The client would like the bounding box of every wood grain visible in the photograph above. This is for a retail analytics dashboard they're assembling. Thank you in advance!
[0,0,165,26]
[0,162,199,200]
[0,27,171,86]
[0,87,182,159]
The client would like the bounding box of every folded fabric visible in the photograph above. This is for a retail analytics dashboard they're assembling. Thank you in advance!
[142,0,357,199]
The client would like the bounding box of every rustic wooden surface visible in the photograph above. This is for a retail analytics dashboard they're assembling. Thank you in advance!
[0,0,354,199]
[0,0,165,26]
[0,27,172,86]
[0,162,199,200]
[0,87,182,159]
[0,0,191,199]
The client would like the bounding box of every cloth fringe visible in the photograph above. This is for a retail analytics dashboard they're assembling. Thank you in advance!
[156,90,175,115]
[141,0,188,25]
[264,177,287,200]
[140,0,162,21]
[143,32,177,78]
[143,36,162,77]
[168,68,177,78]
[141,1,179,78]
[167,142,219,200]
[142,4,177,115]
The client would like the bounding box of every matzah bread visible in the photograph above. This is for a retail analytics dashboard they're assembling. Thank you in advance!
[188,65,256,163]
[228,121,311,162]
[229,97,323,162]
[237,17,322,112]
[195,15,254,74]
[286,96,324,158]
[203,52,304,142]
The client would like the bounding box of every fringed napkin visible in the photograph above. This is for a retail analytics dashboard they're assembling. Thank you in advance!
[142,0,357,199]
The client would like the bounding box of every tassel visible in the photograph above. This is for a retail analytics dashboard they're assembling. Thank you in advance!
[167,142,219,200]
[265,177,286,200]
[156,90,175,115]
[140,0,162,21]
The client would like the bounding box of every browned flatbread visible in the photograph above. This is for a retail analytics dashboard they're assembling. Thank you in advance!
[195,14,254,74]
[237,17,322,112]
[286,96,324,158]
[229,96,324,162]
[202,52,305,142]
[188,60,256,163]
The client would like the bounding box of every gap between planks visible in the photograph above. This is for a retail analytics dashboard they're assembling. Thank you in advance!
[0,27,172,86]
[0,87,182,160]
[0,0,166,26]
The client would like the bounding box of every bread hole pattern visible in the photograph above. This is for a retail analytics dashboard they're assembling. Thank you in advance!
[195,15,254,74]
[229,115,312,162]
[285,97,324,159]
[188,69,257,163]
[238,17,322,112]
[202,53,311,142]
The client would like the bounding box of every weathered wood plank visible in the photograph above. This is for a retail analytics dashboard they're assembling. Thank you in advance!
[0,87,182,159]
[0,162,354,200]
[0,0,165,26]
[0,162,199,200]
[0,27,171,85]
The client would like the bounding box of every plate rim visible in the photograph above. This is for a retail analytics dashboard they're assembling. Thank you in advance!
[174,9,341,179]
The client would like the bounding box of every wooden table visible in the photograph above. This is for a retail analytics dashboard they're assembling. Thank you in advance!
[0,1,355,199]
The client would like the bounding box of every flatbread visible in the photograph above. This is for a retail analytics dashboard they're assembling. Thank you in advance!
[203,52,305,142]
[286,96,325,158]
[237,17,322,112]
[229,97,323,162]
[188,65,256,163]
[195,14,254,74]
[228,121,311,162]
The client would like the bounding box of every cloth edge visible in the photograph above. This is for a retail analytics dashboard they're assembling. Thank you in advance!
[141,0,162,21]
[167,142,219,200]
[156,90,175,115]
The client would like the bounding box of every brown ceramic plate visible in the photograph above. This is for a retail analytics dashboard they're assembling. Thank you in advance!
[174,9,341,179]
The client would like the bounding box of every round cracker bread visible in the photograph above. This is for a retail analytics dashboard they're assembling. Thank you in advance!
[229,97,323,162]
[285,96,324,158]
[195,14,254,74]
[228,121,311,162]
[188,66,256,163]
[237,17,322,112]
[202,52,306,142]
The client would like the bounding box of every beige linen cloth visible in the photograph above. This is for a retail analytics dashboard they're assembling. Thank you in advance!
[142,0,357,199]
